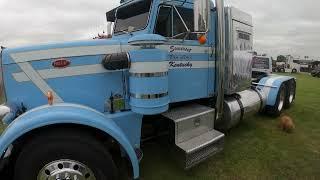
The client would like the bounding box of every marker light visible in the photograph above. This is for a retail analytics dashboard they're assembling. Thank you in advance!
[47,91,53,105]
[198,35,207,45]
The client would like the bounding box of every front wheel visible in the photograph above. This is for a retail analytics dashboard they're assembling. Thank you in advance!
[14,128,118,180]
[292,69,297,73]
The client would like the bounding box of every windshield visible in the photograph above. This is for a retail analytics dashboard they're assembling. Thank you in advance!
[253,57,270,69]
[114,0,152,33]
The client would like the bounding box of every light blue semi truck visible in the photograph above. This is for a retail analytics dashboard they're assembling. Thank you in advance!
[0,0,296,179]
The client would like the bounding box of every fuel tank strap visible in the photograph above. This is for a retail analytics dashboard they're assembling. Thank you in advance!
[252,88,264,112]
[234,95,244,122]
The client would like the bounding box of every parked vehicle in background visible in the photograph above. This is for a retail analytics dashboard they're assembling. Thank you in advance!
[275,62,301,73]
[300,64,310,72]
[274,55,301,73]
[311,67,320,77]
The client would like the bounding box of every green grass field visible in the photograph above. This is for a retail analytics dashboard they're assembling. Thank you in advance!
[0,73,319,179]
[140,73,320,180]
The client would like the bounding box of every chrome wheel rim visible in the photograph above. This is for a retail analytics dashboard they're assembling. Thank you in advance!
[278,88,285,111]
[37,159,96,180]
[289,88,295,103]
[288,83,295,104]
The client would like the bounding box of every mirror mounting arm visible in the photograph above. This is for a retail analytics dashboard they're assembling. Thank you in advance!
[173,5,190,32]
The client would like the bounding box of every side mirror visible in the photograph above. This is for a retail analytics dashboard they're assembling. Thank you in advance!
[106,22,113,37]
[194,0,210,33]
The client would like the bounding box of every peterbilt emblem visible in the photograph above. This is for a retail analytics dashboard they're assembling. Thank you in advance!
[52,58,70,68]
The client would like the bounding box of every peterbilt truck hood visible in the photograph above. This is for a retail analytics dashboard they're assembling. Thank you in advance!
[1,39,124,65]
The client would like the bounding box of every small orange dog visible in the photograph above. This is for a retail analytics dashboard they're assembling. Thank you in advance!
[279,114,295,133]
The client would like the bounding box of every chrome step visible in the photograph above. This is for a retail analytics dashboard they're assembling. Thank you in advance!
[178,130,224,169]
[163,104,215,144]
[162,104,225,169]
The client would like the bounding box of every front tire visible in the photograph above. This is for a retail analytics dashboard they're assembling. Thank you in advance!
[14,128,118,180]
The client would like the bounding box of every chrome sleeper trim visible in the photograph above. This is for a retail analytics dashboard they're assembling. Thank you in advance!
[130,72,168,78]
[130,92,168,99]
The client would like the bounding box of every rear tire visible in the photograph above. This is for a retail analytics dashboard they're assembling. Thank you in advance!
[14,128,118,180]
[281,68,285,73]
[268,84,286,116]
[292,69,297,73]
[284,80,296,108]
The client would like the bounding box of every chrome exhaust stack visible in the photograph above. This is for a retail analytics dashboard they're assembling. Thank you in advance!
[214,0,226,121]
[194,0,210,33]
[194,0,225,121]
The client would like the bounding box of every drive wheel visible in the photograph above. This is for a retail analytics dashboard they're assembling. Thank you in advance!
[292,69,297,73]
[285,80,296,108]
[268,84,286,116]
[14,128,118,180]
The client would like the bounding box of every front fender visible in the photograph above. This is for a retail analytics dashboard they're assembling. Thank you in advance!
[0,103,141,179]
[257,75,295,106]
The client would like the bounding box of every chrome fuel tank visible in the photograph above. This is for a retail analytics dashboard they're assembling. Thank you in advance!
[216,89,266,130]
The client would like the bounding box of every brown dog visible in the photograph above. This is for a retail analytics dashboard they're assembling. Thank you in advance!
[279,114,295,133]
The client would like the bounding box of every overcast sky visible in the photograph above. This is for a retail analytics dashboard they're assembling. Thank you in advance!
[0,0,319,59]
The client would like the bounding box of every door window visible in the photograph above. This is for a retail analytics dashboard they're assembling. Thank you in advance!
[155,6,197,40]
[155,6,172,37]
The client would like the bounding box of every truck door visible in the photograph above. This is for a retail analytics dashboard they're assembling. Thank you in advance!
[154,5,210,102]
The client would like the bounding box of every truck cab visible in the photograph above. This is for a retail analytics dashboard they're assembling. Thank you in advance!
[106,0,215,103]
[0,0,296,179]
